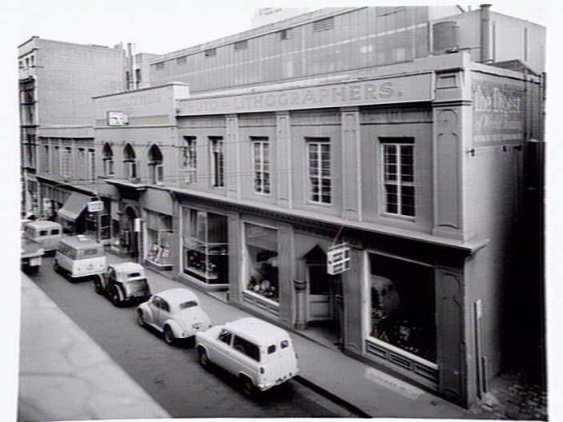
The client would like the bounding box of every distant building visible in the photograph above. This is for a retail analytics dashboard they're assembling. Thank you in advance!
[90,5,545,407]
[18,37,155,235]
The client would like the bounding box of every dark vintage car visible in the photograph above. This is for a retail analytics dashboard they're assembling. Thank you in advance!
[93,262,151,307]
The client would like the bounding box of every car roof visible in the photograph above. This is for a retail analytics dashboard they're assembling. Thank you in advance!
[225,318,290,344]
[60,235,103,248]
[111,262,144,273]
[155,288,199,306]
[26,220,62,229]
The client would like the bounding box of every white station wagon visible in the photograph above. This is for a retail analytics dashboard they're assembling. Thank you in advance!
[136,288,211,345]
[196,317,299,395]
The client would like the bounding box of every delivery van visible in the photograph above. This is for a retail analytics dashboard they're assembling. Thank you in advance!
[53,235,106,281]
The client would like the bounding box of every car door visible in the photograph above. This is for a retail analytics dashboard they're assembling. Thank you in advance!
[154,297,171,329]
[145,296,163,327]
[212,329,235,371]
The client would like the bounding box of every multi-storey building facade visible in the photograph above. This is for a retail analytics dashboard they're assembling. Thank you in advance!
[89,6,545,407]
[18,37,154,235]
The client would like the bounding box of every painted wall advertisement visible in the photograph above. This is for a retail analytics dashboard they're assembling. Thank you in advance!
[472,78,524,145]
[177,73,433,115]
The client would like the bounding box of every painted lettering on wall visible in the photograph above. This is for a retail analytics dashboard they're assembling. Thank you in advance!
[178,74,432,115]
[473,81,524,143]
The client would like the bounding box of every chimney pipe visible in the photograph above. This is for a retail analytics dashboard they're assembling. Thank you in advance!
[127,43,137,89]
[480,4,493,63]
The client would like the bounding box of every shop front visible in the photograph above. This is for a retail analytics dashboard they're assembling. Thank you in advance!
[364,252,438,382]
[180,206,229,288]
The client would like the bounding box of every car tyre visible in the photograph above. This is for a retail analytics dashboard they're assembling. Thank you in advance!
[240,375,257,396]
[53,262,60,274]
[137,310,146,327]
[198,347,211,370]
[93,275,104,295]
[163,325,176,346]
[110,289,122,307]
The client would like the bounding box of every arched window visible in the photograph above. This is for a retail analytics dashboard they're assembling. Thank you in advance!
[102,143,114,177]
[123,144,137,180]
[148,144,164,184]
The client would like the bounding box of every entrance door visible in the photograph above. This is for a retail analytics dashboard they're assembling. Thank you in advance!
[307,264,332,321]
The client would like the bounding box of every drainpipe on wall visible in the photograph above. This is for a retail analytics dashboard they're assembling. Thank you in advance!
[480,4,493,63]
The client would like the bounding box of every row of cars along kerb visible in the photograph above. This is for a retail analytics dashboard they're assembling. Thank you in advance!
[48,235,299,395]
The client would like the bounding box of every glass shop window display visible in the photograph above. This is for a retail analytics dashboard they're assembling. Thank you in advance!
[245,223,279,301]
[183,209,229,285]
[369,253,436,362]
[145,212,173,268]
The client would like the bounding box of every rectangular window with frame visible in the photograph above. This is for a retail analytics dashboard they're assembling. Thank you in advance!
[234,40,248,51]
[381,138,415,218]
[61,147,72,178]
[181,136,197,184]
[88,149,95,182]
[210,137,224,188]
[42,145,50,173]
[252,138,270,195]
[307,139,331,204]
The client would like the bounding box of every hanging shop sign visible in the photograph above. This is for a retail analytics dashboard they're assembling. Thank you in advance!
[87,200,104,213]
[327,244,351,275]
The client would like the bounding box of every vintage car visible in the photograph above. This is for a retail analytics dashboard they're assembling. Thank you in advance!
[53,235,106,281]
[136,288,211,345]
[195,317,299,395]
[93,262,151,307]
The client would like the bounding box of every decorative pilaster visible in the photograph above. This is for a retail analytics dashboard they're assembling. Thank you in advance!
[225,114,240,198]
[275,111,292,208]
[340,107,361,221]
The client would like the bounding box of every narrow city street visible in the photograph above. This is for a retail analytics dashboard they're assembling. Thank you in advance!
[22,257,357,418]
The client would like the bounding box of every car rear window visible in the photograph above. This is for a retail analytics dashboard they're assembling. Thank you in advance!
[83,248,101,256]
[179,300,198,310]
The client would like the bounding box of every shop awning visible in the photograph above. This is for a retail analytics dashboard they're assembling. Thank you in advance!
[57,192,90,221]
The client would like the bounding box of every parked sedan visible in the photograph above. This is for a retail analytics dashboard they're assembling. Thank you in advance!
[94,262,151,307]
[136,288,211,345]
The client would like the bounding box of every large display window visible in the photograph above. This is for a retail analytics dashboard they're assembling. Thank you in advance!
[369,253,436,362]
[244,223,279,301]
[182,208,228,285]
[145,212,173,269]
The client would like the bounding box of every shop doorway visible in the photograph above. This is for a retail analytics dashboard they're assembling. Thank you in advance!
[121,206,139,258]
[303,245,342,347]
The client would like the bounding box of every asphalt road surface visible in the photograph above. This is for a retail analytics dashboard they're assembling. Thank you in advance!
[25,258,356,418]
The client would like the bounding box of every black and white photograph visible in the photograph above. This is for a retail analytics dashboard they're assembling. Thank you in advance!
[1,0,559,421]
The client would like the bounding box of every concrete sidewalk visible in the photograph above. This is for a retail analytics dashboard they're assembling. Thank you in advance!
[18,273,171,421]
